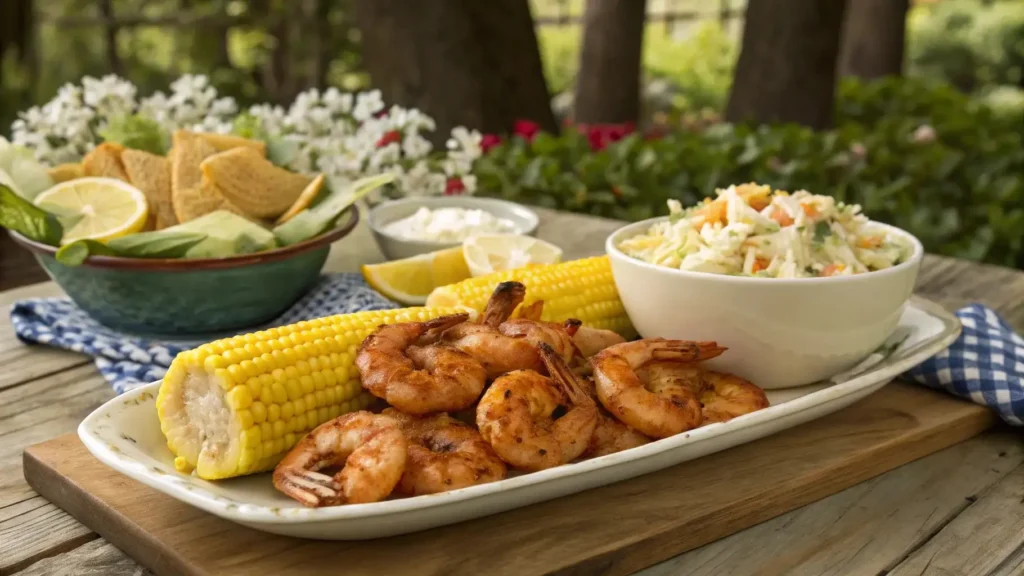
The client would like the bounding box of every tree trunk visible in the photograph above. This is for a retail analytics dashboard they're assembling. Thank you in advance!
[573,0,647,124]
[839,0,909,80]
[354,0,556,140]
[725,0,848,130]
[0,0,34,70]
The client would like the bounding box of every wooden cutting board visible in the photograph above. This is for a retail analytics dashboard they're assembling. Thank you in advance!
[23,382,994,576]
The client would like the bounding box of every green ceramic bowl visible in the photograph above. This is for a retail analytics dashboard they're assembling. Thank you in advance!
[8,207,360,337]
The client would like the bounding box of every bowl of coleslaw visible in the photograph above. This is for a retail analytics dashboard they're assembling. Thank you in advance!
[606,183,924,389]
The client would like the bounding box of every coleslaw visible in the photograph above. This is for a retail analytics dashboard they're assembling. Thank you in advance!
[616,183,912,279]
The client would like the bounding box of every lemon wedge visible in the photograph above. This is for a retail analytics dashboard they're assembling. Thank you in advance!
[35,177,149,245]
[362,247,471,305]
[462,234,563,277]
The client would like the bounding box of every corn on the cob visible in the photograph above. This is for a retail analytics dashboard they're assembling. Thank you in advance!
[426,255,635,338]
[156,306,465,480]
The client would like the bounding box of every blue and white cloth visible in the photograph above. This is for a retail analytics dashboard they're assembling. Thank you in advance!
[10,274,397,394]
[9,285,1024,425]
[904,304,1024,426]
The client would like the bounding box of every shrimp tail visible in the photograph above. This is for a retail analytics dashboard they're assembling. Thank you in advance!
[421,313,472,334]
[517,300,545,321]
[482,281,527,328]
[649,340,728,363]
[538,342,595,407]
[562,318,582,337]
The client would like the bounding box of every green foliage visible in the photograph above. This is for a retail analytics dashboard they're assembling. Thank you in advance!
[98,115,170,155]
[476,78,1024,269]
[908,0,1024,92]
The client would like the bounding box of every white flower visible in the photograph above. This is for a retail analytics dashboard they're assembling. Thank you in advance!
[352,90,385,122]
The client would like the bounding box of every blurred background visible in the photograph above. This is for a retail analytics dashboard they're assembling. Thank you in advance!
[2,0,1024,289]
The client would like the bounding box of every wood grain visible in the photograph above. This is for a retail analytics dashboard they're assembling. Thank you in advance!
[23,383,994,576]
[636,430,1024,576]
[889,461,1024,576]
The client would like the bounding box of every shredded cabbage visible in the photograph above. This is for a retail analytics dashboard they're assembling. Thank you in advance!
[617,183,911,279]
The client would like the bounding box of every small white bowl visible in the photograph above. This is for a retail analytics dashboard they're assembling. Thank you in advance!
[367,197,540,260]
[606,218,924,389]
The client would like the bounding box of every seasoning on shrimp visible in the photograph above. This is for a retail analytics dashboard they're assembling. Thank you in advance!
[272,411,407,507]
[356,314,488,415]
[476,343,598,471]
[384,409,507,496]
[700,371,770,424]
[591,339,726,439]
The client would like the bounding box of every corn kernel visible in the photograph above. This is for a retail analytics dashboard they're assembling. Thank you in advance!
[312,372,326,391]
[260,421,273,442]
[294,398,307,415]
[237,409,254,430]
[318,406,330,423]
[272,420,286,438]
[285,433,297,447]
[268,403,281,422]
[305,392,317,409]
[285,379,303,401]
[204,354,227,372]
[315,390,327,408]
[242,427,261,447]
[251,401,267,424]
[271,382,288,404]
[295,413,307,432]
[282,401,294,420]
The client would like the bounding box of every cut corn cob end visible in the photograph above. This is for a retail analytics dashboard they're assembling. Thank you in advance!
[155,306,464,480]
[426,255,636,339]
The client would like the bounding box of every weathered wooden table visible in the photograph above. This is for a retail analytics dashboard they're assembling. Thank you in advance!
[1,208,1022,576]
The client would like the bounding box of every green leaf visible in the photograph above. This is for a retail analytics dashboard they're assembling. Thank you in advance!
[274,173,395,246]
[55,240,117,266]
[0,184,63,245]
[266,137,300,167]
[106,231,209,258]
[98,115,169,155]
[0,138,53,200]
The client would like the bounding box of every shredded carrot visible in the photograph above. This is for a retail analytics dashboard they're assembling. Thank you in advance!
[751,257,771,273]
[693,200,727,226]
[857,235,883,249]
[820,263,845,277]
[770,207,794,227]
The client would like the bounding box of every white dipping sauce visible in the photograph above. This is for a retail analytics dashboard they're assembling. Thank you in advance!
[382,207,519,242]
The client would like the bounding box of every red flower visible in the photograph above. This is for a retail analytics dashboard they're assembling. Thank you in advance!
[480,133,503,153]
[574,122,636,151]
[374,110,388,119]
[376,130,401,148]
[513,119,541,142]
[445,177,466,196]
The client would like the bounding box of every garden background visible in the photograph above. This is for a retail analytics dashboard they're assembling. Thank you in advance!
[1,0,1023,289]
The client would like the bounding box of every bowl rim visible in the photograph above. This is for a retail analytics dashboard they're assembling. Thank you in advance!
[366,196,540,247]
[605,215,925,286]
[8,204,360,271]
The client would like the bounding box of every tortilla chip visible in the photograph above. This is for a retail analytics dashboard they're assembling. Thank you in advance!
[172,174,247,223]
[171,130,217,192]
[200,147,310,219]
[122,149,176,229]
[275,173,326,224]
[199,133,267,156]
[48,163,85,184]
[82,142,129,181]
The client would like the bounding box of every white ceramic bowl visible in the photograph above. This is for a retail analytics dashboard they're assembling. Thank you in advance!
[367,197,540,261]
[606,218,925,389]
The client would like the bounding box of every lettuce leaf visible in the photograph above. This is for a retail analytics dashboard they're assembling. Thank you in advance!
[0,137,54,200]
[98,115,169,155]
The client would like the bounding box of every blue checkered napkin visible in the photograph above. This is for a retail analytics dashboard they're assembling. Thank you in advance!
[904,304,1024,426]
[9,273,397,394]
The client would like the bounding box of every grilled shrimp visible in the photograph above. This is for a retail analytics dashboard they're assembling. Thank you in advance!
[591,339,726,439]
[438,282,548,377]
[576,376,650,458]
[700,371,770,424]
[476,343,598,471]
[272,411,406,507]
[383,409,506,495]
[514,298,626,358]
[356,314,488,415]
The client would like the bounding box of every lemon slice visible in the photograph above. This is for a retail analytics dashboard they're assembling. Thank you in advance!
[35,177,149,245]
[362,247,471,305]
[462,234,563,277]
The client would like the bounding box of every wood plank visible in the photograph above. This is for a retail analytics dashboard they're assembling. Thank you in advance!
[637,429,1024,576]
[11,539,147,576]
[889,461,1024,576]
[0,365,113,509]
[0,497,96,575]
[23,383,995,576]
